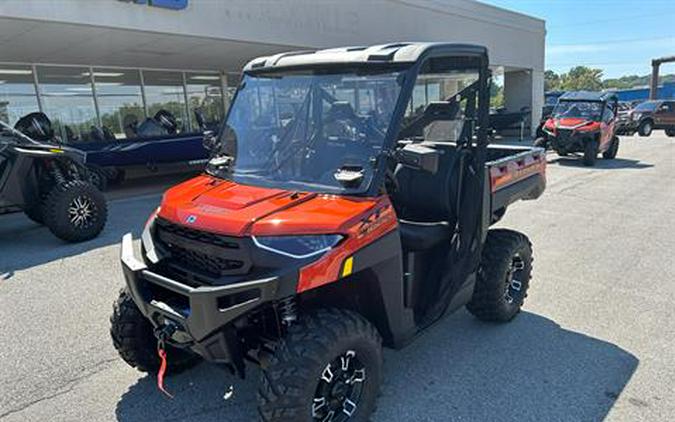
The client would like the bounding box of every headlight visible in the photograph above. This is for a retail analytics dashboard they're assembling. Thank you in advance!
[252,234,343,259]
[632,113,641,121]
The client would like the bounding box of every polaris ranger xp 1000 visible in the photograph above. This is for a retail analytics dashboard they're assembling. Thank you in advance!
[111,43,546,421]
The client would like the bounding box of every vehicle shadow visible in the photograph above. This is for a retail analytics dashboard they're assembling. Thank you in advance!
[114,310,638,421]
[551,156,653,170]
[0,193,161,279]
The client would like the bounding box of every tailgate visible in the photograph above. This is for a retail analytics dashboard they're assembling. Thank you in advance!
[487,147,546,213]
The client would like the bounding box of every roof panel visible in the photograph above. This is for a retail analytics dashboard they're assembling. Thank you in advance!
[560,91,617,102]
[243,42,488,72]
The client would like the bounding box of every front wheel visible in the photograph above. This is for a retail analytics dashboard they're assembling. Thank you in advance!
[583,141,597,166]
[110,289,199,374]
[638,120,653,137]
[259,309,382,422]
[602,136,619,159]
[467,229,533,322]
[43,180,107,242]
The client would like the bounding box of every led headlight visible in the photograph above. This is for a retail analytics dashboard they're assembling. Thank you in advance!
[252,234,343,259]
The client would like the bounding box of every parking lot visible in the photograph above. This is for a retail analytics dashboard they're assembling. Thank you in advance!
[0,132,673,421]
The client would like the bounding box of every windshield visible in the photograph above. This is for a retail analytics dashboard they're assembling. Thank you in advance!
[634,101,658,111]
[208,69,404,194]
[552,100,602,120]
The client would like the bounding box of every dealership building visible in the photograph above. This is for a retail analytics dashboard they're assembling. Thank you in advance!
[0,0,545,139]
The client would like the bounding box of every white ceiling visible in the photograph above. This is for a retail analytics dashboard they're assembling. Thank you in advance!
[0,17,299,73]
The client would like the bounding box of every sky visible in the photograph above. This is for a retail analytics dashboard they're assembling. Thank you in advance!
[479,0,675,79]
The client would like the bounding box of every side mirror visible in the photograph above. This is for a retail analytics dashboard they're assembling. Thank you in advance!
[397,143,439,174]
[202,130,218,152]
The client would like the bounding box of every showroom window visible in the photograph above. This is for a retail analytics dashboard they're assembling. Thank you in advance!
[185,72,224,131]
[36,65,99,143]
[142,70,188,133]
[93,68,145,139]
[0,64,40,126]
[225,73,241,112]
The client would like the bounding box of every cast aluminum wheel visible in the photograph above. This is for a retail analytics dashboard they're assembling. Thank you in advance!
[68,195,96,228]
[504,254,526,305]
[312,350,366,421]
[43,180,107,242]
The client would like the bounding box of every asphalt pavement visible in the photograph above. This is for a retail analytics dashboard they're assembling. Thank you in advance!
[1,132,673,421]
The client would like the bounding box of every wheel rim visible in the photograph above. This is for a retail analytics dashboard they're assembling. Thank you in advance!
[312,350,366,421]
[68,195,97,228]
[504,254,526,305]
[644,122,651,134]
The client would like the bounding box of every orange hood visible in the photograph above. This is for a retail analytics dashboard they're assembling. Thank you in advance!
[554,117,597,129]
[157,175,380,237]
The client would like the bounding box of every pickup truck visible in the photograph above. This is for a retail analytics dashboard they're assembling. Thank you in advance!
[109,42,546,422]
[622,100,675,137]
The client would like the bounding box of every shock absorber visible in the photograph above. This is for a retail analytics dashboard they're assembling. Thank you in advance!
[278,297,297,325]
[49,161,67,186]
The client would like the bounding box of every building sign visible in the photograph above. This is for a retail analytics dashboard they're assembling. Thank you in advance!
[118,0,188,11]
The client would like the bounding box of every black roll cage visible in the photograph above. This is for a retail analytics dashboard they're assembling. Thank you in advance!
[220,45,491,198]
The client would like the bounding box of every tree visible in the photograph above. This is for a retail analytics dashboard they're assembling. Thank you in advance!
[544,70,561,92]
[489,79,504,108]
[559,66,603,91]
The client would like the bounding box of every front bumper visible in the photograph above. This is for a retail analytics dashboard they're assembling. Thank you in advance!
[120,233,279,363]
[547,130,592,153]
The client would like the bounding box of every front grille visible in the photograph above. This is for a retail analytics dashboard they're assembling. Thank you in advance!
[557,128,572,141]
[155,218,251,277]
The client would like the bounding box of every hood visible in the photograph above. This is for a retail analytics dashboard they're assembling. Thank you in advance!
[554,117,591,128]
[157,175,380,237]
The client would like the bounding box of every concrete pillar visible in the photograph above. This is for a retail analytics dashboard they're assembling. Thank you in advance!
[504,69,543,137]
[531,70,544,136]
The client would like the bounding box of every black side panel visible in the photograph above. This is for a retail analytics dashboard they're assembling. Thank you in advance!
[299,230,416,348]
[351,229,416,347]
[0,147,39,207]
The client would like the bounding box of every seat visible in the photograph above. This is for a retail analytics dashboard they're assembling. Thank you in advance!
[393,143,461,251]
[399,220,452,251]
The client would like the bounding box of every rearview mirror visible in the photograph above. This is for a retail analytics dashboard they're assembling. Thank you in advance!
[397,143,439,174]
[202,130,218,152]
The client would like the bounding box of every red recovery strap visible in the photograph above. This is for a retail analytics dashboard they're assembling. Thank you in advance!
[157,347,174,398]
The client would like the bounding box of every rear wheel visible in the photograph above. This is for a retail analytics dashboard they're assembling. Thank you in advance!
[110,289,199,374]
[602,136,619,159]
[467,229,533,322]
[259,308,382,422]
[665,128,675,137]
[638,120,653,137]
[582,141,597,166]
